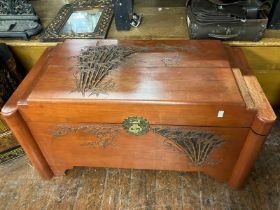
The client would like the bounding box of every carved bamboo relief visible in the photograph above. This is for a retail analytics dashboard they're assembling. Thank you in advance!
[74,45,144,96]
[73,44,200,96]
[151,127,224,166]
[0,0,42,39]
[53,124,121,148]
[52,123,224,166]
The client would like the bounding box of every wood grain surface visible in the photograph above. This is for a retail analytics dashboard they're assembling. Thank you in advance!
[0,113,279,210]
[22,40,256,129]
[1,40,276,189]
[28,122,250,182]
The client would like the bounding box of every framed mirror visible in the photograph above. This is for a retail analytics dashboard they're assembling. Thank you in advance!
[40,0,113,42]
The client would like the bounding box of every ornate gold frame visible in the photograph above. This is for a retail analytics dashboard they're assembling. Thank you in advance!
[40,0,113,42]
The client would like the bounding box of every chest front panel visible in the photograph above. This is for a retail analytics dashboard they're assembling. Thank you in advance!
[27,121,249,182]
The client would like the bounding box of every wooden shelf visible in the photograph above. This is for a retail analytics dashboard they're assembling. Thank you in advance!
[1,1,280,46]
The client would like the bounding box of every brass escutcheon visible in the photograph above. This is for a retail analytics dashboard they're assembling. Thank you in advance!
[122,116,149,136]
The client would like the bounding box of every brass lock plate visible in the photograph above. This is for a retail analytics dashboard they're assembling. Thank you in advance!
[122,116,150,136]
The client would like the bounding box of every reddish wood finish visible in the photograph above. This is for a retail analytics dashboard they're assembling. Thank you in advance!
[28,122,249,182]
[226,47,276,135]
[228,129,267,188]
[3,112,53,179]
[1,40,276,189]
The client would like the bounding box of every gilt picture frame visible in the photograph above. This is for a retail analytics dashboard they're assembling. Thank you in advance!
[40,0,113,42]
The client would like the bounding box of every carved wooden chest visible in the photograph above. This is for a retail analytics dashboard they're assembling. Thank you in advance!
[1,40,276,189]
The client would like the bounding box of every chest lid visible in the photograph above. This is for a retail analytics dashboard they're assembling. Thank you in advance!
[24,40,256,127]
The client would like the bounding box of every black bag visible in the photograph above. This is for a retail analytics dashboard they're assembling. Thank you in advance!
[268,0,280,29]
[0,43,23,103]
[113,0,134,31]
[187,0,271,41]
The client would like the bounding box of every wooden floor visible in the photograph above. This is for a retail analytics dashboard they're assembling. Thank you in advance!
[0,110,279,210]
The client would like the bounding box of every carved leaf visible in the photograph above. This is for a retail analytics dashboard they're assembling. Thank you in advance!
[75,45,144,96]
[152,126,224,166]
[53,124,121,148]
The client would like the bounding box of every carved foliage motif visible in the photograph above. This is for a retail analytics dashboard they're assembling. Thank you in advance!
[75,45,144,95]
[0,1,9,14]
[74,44,200,96]
[72,0,109,6]
[52,123,224,166]
[0,0,33,15]
[53,124,121,148]
[0,0,41,39]
[151,127,224,166]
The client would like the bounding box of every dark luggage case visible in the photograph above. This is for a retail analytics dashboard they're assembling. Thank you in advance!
[187,0,270,41]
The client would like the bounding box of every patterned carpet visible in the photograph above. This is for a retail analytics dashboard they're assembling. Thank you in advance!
[0,129,17,153]
[0,120,24,164]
